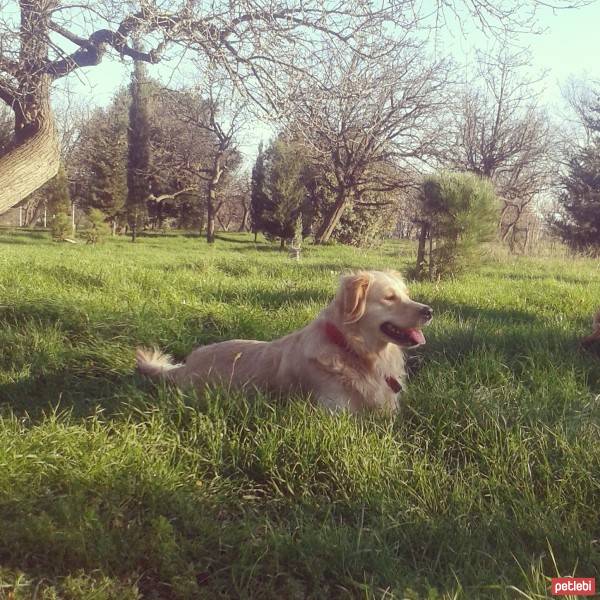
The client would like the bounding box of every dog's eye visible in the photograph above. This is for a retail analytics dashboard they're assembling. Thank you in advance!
[384,293,396,301]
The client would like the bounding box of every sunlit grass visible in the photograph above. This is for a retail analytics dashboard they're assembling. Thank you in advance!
[0,229,599,599]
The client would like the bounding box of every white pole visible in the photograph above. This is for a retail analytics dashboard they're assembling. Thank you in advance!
[72,202,76,233]
[19,206,22,227]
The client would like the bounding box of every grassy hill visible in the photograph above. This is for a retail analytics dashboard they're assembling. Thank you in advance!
[0,230,599,599]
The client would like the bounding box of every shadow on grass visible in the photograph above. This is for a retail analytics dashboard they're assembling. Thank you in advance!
[39,265,106,290]
[0,391,597,598]
[496,272,594,286]
[213,233,259,244]
[230,243,287,254]
[2,292,600,422]
[0,370,144,418]
[213,285,331,309]
[0,228,48,237]
[0,231,50,246]
[0,238,37,246]
[430,299,540,325]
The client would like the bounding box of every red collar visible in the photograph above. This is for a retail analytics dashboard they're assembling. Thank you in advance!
[322,321,403,394]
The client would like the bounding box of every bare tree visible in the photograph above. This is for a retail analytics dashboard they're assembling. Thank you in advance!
[449,48,556,248]
[0,0,398,214]
[162,77,245,242]
[561,76,600,144]
[216,173,251,233]
[286,37,449,243]
[16,93,89,227]
[0,0,590,216]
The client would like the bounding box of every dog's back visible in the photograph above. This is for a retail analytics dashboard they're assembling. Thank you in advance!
[581,309,600,346]
[137,336,298,391]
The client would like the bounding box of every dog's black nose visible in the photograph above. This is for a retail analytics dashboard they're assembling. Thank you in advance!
[420,305,433,319]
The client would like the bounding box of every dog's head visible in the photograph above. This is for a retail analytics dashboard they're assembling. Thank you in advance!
[337,270,432,348]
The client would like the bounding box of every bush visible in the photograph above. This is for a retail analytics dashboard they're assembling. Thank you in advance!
[333,192,397,247]
[51,212,72,241]
[45,165,72,218]
[81,209,111,244]
[414,172,499,279]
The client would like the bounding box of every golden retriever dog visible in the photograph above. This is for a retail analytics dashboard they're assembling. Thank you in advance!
[136,270,433,413]
[581,309,600,347]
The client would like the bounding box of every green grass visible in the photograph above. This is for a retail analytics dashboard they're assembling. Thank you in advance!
[0,229,599,599]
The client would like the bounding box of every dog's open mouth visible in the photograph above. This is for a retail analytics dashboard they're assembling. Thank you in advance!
[380,322,426,347]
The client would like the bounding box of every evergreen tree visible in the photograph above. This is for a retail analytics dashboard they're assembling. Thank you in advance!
[81,208,111,244]
[553,139,600,253]
[51,213,71,241]
[250,142,267,242]
[260,139,307,249]
[87,144,127,231]
[44,164,72,240]
[334,191,397,247]
[126,51,151,242]
[79,96,128,231]
[71,84,221,235]
[415,172,498,279]
[45,164,71,218]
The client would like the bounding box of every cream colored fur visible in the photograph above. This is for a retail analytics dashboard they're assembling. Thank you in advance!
[136,270,432,413]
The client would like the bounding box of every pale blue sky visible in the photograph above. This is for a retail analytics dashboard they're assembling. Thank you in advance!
[55,1,600,162]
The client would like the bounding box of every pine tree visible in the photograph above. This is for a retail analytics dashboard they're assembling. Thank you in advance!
[87,145,127,231]
[260,139,307,249]
[42,163,71,239]
[81,208,111,244]
[82,97,128,231]
[126,51,151,242]
[44,164,72,240]
[415,172,498,279]
[250,142,267,242]
[45,164,71,218]
[553,139,600,253]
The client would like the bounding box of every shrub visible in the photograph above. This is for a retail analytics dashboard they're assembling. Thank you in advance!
[51,212,72,241]
[81,209,111,244]
[414,172,499,279]
[333,192,397,247]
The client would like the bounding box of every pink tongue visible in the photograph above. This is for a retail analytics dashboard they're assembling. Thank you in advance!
[405,328,425,345]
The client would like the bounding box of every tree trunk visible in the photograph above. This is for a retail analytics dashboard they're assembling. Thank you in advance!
[428,234,434,280]
[314,188,349,244]
[216,213,229,231]
[205,157,224,244]
[500,203,522,246]
[415,221,429,279]
[0,1,60,215]
[0,84,60,214]
[280,237,285,250]
[206,185,216,243]
[239,202,249,232]
[157,201,164,230]
[523,225,531,254]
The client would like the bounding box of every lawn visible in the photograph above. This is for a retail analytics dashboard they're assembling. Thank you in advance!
[0,229,599,599]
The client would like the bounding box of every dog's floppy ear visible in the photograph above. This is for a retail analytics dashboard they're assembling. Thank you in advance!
[340,272,372,324]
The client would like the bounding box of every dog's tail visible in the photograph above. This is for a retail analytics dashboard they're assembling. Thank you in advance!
[136,347,182,380]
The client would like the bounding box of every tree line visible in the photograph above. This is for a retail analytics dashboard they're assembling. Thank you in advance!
[0,0,598,257]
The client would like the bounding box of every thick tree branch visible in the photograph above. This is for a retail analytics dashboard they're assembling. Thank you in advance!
[46,21,164,78]
[147,187,197,203]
